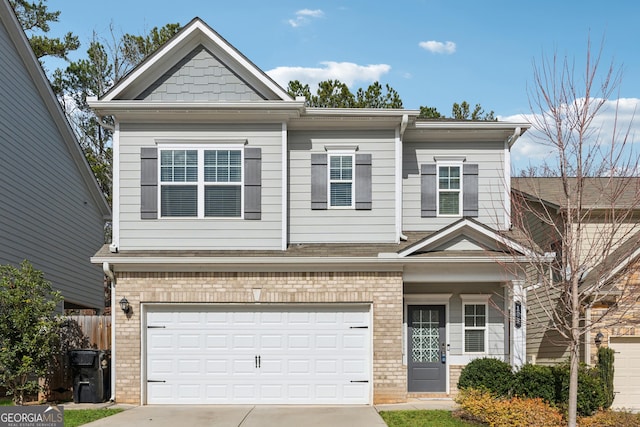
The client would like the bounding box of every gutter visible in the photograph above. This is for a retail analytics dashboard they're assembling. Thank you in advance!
[102,262,116,402]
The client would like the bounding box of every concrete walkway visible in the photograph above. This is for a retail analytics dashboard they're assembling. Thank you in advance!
[65,399,458,426]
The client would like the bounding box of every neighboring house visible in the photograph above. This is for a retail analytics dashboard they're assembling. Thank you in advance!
[89,17,534,405]
[0,0,111,311]
[512,177,640,410]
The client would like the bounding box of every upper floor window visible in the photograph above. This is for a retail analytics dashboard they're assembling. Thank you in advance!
[310,151,372,211]
[438,165,461,216]
[329,154,354,208]
[159,147,243,218]
[140,145,261,221]
[420,161,478,218]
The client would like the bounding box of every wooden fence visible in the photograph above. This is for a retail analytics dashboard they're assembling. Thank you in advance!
[66,315,111,350]
[41,315,111,401]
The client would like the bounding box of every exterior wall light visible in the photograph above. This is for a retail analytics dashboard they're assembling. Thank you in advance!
[594,332,604,346]
[119,297,131,314]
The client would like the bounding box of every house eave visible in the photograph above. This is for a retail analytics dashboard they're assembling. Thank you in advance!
[91,254,532,270]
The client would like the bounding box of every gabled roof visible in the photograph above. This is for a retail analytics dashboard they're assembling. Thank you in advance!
[0,0,110,220]
[512,177,640,211]
[100,17,293,103]
[395,218,541,258]
[581,229,640,291]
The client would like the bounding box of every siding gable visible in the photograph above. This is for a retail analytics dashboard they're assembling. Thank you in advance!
[136,45,265,102]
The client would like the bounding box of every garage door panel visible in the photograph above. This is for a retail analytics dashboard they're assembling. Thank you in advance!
[611,337,640,411]
[146,305,371,404]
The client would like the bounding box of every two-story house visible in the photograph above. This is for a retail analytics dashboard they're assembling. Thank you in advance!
[0,0,110,312]
[513,177,640,410]
[90,18,534,405]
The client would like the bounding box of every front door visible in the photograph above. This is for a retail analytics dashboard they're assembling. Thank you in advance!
[408,305,446,392]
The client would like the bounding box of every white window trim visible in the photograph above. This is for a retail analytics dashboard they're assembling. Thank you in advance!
[460,294,490,355]
[436,161,463,217]
[157,144,245,219]
[327,150,355,209]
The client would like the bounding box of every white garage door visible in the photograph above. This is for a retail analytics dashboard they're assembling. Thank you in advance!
[145,305,371,404]
[610,336,640,410]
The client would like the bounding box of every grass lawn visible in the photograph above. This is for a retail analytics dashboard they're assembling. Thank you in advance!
[0,399,122,427]
[64,408,123,427]
[379,409,480,427]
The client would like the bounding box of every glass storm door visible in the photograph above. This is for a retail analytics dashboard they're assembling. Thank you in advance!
[408,305,446,392]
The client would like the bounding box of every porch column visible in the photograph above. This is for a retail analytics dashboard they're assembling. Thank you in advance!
[510,280,526,368]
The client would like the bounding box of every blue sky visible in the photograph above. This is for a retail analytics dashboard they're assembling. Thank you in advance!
[44,0,640,170]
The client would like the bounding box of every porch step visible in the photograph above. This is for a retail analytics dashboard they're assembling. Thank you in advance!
[407,392,453,399]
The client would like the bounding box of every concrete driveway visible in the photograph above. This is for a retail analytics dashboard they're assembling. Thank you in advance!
[80,405,387,427]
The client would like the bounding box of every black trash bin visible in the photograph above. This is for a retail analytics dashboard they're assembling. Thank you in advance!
[70,349,110,403]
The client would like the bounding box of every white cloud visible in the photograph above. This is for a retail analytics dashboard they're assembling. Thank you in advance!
[419,40,456,54]
[288,9,324,27]
[267,61,391,89]
[503,97,640,172]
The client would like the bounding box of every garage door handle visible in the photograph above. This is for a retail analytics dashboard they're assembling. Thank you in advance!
[350,380,369,383]
[255,355,261,368]
[147,380,166,383]
[350,326,368,329]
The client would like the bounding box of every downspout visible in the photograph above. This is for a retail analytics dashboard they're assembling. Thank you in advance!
[103,262,116,402]
[504,127,521,229]
[396,114,409,241]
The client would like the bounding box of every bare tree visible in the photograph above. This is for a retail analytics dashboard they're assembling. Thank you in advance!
[511,38,639,426]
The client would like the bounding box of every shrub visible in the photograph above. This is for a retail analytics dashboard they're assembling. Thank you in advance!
[579,410,640,427]
[597,346,615,409]
[456,388,564,427]
[553,363,606,417]
[513,363,555,403]
[457,357,514,397]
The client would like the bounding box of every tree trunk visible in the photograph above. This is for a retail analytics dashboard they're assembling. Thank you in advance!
[568,277,580,427]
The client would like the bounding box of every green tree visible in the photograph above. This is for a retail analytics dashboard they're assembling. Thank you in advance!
[418,101,496,120]
[53,23,181,205]
[8,0,79,59]
[452,101,496,121]
[0,261,63,405]
[355,81,403,108]
[418,105,443,119]
[287,79,403,108]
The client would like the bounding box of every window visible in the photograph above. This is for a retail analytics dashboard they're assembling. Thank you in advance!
[329,154,354,208]
[461,294,489,354]
[438,165,461,216]
[310,152,371,210]
[159,147,243,218]
[464,304,486,353]
[420,162,478,218]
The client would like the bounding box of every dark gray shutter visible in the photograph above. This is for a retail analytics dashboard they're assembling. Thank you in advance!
[244,147,261,220]
[355,153,372,210]
[420,164,437,217]
[141,147,158,219]
[311,153,328,210]
[463,163,479,217]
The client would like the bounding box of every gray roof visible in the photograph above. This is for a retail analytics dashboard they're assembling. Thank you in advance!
[512,177,640,210]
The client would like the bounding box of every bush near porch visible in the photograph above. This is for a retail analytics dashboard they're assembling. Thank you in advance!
[457,357,607,417]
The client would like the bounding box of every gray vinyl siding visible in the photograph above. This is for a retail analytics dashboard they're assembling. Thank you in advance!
[288,130,396,243]
[403,141,507,231]
[526,284,571,364]
[136,45,264,102]
[0,19,106,309]
[118,123,282,250]
[404,283,506,358]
